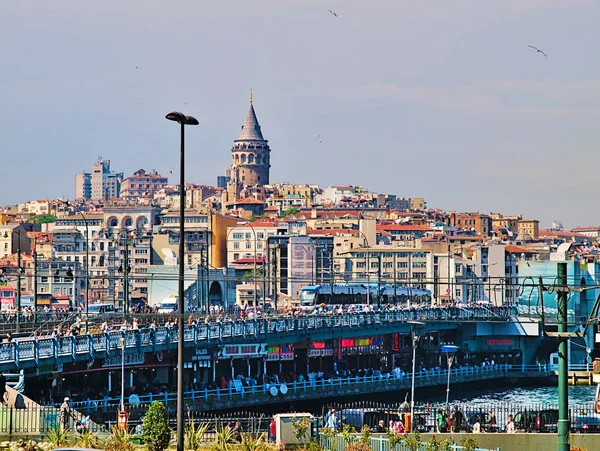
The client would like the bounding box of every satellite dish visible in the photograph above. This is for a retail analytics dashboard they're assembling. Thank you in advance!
[280,384,288,395]
[269,386,279,396]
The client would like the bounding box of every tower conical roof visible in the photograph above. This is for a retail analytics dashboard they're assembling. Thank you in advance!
[236,90,265,141]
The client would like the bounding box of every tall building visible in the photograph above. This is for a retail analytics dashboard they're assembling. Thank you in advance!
[217,168,231,189]
[120,169,168,199]
[91,159,124,200]
[225,91,271,203]
[75,172,92,199]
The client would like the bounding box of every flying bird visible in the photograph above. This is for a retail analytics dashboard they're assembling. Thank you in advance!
[328,9,337,17]
[528,45,547,57]
[136,66,139,69]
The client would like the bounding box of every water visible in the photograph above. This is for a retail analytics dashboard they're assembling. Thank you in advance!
[449,385,596,406]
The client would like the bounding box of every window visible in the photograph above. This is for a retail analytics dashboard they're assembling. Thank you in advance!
[245,233,251,240]
[257,242,263,249]
[397,262,408,268]
[246,242,252,249]
[233,253,239,260]
[357,262,366,269]
[233,232,243,239]
[257,232,264,239]
[371,261,378,269]
[234,242,240,249]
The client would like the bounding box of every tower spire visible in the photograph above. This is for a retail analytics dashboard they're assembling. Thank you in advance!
[250,88,253,104]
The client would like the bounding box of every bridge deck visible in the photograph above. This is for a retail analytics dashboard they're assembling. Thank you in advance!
[0,308,515,371]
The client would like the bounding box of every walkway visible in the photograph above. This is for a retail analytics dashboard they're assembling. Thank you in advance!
[0,307,516,371]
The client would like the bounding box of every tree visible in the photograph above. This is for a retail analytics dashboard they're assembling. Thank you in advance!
[242,269,264,282]
[281,207,300,217]
[34,214,56,225]
[142,401,171,451]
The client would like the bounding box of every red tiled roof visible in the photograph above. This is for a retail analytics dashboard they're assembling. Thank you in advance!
[571,227,600,232]
[307,227,359,236]
[231,198,265,205]
[448,235,484,241]
[505,245,537,254]
[377,224,433,232]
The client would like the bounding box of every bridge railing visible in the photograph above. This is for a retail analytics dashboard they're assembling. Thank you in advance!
[0,308,516,368]
[68,364,512,413]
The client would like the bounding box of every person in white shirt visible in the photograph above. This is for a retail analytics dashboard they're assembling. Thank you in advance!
[506,415,516,433]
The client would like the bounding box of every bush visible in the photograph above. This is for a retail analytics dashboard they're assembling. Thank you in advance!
[142,401,171,451]
[105,426,134,451]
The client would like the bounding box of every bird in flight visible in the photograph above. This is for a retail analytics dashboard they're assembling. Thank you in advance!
[318,134,323,144]
[136,66,139,69]
[328,9,338,17]
[528,45,547,57]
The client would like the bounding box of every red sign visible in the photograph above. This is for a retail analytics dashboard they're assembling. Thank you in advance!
[487,339,513,346]
[342,338,373,348]
[393,333,400,352]
[312,342,326,349]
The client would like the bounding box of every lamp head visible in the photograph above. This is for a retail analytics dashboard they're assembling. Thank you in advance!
[165,112,199,126]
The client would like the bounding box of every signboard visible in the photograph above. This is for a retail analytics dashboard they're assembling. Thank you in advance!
[487,339,513,346]
[311,342,327,349]
[191,348,211,361]
[103,353,145,367]
[309,349,334,357]
[289,237,315,300]
[221,343,266,358]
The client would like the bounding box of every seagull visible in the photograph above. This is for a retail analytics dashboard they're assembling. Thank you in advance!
[318,134,323,143]
[136,66,139,69]
[328,9,338,17]
[528,45,547,57]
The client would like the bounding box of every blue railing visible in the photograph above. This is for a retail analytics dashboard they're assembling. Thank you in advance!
[68,364,524,412]
[0,307,516,370]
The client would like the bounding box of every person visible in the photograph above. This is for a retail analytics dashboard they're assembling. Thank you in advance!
[375,420,387,433]
[0,373,6,405]
[60,397,71,431]
[75,415,90,434]
[506,415,516,433]
[488,410,497,427]
[436,408,446,433]
[269,417,277,443]
[395,420,405,434]
[450,406,463,432]
[472,417,481,433]
[326,409,338,430]
[232,421,243,442]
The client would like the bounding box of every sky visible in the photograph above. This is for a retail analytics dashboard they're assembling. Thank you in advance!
[1,0,599,228]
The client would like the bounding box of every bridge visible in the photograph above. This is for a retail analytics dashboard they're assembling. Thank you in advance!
[0,307,517,371]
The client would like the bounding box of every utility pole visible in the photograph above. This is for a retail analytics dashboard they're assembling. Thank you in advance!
[557,262,569,451]
[16,245,22,333]
[33,244,38,320]
[377,254,382,309]
[123,234,129,316]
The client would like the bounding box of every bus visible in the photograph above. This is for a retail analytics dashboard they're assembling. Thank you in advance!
[299,284,431,311]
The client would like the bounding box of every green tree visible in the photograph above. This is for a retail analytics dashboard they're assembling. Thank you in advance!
[281,207,300,217]
[34,214,56,225]
[242,269,264,282]
[142,401,171,451]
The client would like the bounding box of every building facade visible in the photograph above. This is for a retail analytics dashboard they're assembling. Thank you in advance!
[120,169,168,199]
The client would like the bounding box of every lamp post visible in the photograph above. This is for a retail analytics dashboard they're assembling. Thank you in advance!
[120,336,126,412]
[443,344,459,408]
[165,111,199,451]
[244,222,258,310]
[408,321,424,432]
[355,230,370,305]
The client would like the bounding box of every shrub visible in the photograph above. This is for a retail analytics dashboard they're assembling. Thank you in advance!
[184,414,210,451]
[105,426,134,451]
[76,430,102,449]
[46,425,72,448]
[459,435,479,451]
[142,402,171,451]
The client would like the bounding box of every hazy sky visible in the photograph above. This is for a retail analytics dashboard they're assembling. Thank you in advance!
[1,0,599,228]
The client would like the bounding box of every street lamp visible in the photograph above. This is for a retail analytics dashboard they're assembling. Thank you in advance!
[120,336,126,412]
[244,222,258,310]
[165,111,199,451]
[442,344,459,408]
[355,230,370,306]
[408,321,424,432]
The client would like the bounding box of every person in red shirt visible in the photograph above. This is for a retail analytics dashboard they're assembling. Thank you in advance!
[269,417,276,442]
